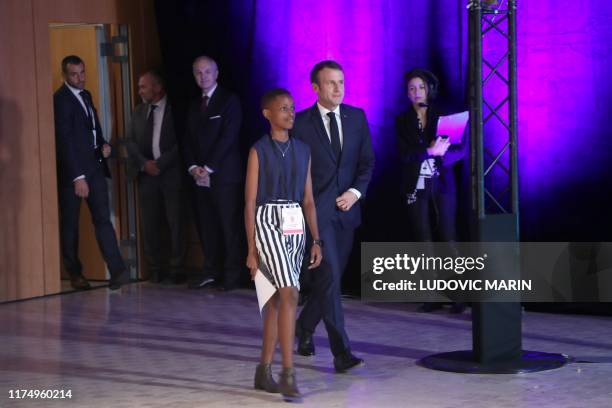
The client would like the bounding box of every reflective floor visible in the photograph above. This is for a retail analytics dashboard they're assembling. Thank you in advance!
[1,283,611,407]
[60,279,108,293]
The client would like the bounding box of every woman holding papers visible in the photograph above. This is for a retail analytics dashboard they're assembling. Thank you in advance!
[244,88,322,402]
[395,69,467,312]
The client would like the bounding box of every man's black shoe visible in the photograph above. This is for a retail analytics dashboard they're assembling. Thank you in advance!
[158,274,185,285]
[148,271,163,283]
[70,274,91,291]
[216,284,237,292]
[333,352,364,373]
[188,276,215,289]
[296,329,315,356]
[417,302,443,313]
[109,270,129,291]
[449,302,467,314]
[108,280,122,291]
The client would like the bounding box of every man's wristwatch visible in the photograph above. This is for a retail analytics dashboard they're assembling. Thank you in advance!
[312,239,324,248]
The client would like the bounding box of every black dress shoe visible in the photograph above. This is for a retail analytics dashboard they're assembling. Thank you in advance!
[158,274,184,285]
[70,274,91,290]
[188,276,215,289]
[417,302,443,313]
[333,352,364,373]
[148,271,163,283]
[296,329,315,356]
[171,274,187,284]
[449,302,467,314]
[109,270,129,291]
[108,280,122,291]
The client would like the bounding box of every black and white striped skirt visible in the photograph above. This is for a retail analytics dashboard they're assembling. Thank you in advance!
[255,201,305,289]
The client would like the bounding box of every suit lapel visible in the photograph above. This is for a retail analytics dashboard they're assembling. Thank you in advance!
[308,104,337,164]
[63,85,102,147]
[159,104,171,148]
[65,85,91,125]
[338,104,354,165]
[206,86,222,115]
[141,104,153,149]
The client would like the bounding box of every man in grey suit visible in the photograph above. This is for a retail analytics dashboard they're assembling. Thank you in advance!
[125,70,186,283]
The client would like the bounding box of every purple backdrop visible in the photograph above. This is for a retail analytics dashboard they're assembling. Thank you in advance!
[517,1,612,239]
[156,0,612,240]
[249,1,468,149]
[246,0,612,239]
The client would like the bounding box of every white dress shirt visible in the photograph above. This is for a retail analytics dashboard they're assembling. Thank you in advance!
[317,102,344,148]
[65,82,97,147]
[149,95,167,160]
[203,83,217,102]
[65,82,97,181]
[188,83,218,175]
[316,103,361,199]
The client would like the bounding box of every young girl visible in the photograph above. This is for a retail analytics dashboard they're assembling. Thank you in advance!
[245,88,322,402]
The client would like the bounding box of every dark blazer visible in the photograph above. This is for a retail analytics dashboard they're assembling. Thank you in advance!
[54,83,110,186]
[183,85,243,185]
[395,104,466,196]
[125,100,183,187]
[292,103,375,229]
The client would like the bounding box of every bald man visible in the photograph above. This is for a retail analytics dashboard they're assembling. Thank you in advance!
[183,55,246,291]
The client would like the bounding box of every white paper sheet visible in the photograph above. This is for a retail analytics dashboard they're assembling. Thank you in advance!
[254,269,277,315]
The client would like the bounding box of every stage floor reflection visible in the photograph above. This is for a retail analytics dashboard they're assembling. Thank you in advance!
[1,283,611,407]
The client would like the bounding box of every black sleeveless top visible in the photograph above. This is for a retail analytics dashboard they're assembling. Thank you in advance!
[253,135,310,206]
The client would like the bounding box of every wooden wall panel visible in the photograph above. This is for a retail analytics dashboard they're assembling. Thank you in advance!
[0,0,46,301]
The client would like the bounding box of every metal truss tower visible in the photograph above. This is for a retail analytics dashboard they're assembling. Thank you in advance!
[421,1,568,373]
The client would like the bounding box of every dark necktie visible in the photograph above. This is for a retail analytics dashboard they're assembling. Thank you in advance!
[144,104,157,159]
[79,90,97,150]
[327,111,341,161]
[79,90,94,131]
[201,95,209,114]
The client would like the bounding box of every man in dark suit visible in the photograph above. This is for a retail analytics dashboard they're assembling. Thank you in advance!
[292,60,375,372]
[125,70,186,284]
[183,55,245,291]
[54,55,127,290]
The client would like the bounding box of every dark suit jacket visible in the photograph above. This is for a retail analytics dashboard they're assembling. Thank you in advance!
[125,100,183,188]
[395,104,466,196]
[54,83,110,186]
[183,85,243,185]
[292,103,375,229]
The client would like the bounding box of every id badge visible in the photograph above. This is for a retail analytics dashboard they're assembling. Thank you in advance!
[281,206,304,235]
